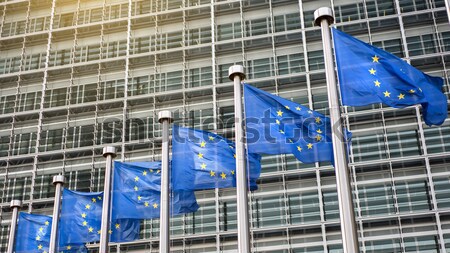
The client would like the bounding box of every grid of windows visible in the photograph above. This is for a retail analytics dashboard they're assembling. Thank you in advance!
[0,0,449,252]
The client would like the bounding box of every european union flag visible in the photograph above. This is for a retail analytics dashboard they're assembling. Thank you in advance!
[112,161,199,219]
[172,125,262,191]
[333,28,447,126]
[59,189,140,245]
[244,84,346,164]
[15,212,52,253]
[15,212,87,253]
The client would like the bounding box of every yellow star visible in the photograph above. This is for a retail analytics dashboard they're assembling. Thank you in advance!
[285,105,290,110]
[150,169,154,173]
[374,80,381,87]
[275,119,280,125]
[153,203,159,209]
[197,153,204,159]
[156,170,161,174]
[315,117,321,123]
[372,55,379,62]
[279,129,285,134]
[36,235,41,241]
[398,93,405,99]
[369,68,376,75]
[98,196,102,200]
[115,223,120,229]
[277,110,283,116]
[134,186,139,191]
[134,176,139,182]
[85,204,91,209]
[383,91,391,97]
[43,251,47,253]
[315,135,322,141]
[92,198,96,203]
[409,89,415,93]
[44,221,49,226]
[288,139,293,143]
[137,196,142,201]
[82,221,88,226]
[221,172,226,179]
[67,245,72,250]
[200,163,207,169]
[231,170,235,175]
[39,227,44,232]
[307,143,313,149]
[108,229,113,234]
[317,129,322,134]
[38,244,43,250]
[295,106,301,111]
[81,213,87,218]
[98,230,101,234]
[200,141,206,148]
[297,146,302,152]
[210,170,216,177]
[88,227,93,233]
[233,153,236,159]
[144,201,149,207]
[143,171,147,176]
[208,136,215,141]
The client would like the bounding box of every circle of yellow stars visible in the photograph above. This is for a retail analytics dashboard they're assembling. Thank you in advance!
[369,55,419,101]
[133,167,160,209]
[194,134,235,181]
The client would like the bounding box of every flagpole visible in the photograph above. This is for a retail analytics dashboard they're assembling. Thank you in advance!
[49,175,65,253]
[6,200,22,253]
[314,7,359,253]
[100,146,116,253]
[229,65,251,252]
[159,110,173,253]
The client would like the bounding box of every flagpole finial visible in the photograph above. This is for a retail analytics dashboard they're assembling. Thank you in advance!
[158,110,173,123]
[228,65,245,81]
[103,146,117,158]
[314,7,334,26]
[10,200,22,208]
[52,175,65,186]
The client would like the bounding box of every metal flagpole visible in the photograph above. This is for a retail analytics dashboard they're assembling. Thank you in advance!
[159,110,173,253]
[7,200,22,253]
[229,65,251,252]
[49,175,65,253]
[314,7,359,253]
[99,146,116,253]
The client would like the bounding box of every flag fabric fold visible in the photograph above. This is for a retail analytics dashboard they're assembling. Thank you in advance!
[14,212,87,253]
[333,28,447,126]
[112,161,199,220]
[171,125,262,191]
[58,189,140,245]
[243,83,349,164]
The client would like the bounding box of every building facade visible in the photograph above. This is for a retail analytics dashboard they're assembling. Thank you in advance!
[0,0,449,252]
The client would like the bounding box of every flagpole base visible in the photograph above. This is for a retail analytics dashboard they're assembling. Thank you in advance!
[314,7,334,26]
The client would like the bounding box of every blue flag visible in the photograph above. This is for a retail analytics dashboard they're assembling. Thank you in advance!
[172,125,262,191]
[112,161,199,219]
[243,83,348,164]
[59,189,140,245]
[333,28,447,126]
[15,212,52,253]
[14,212,87,253]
